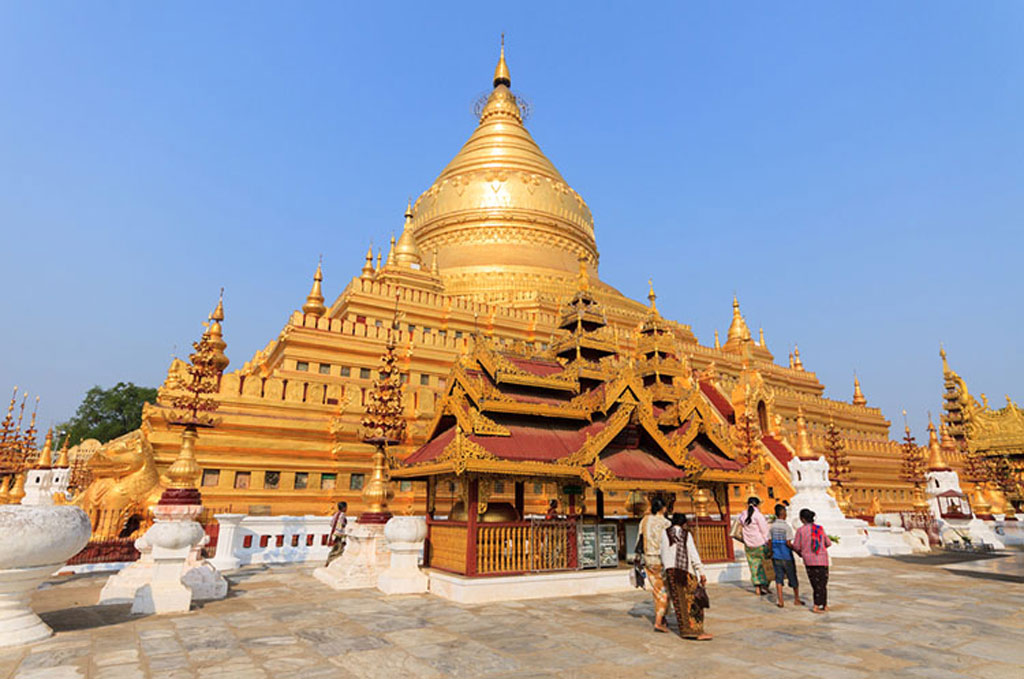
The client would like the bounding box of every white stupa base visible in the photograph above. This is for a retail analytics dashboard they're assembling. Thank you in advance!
[864,527,914,556]
[314,522,389,590]
[938,518,1006,550]
[995,518,1024,546]
[787,457,870,558]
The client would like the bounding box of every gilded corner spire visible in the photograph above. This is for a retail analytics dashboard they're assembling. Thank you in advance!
[206,289,230,373]
[361,243,375,278]
[852,373,867,406]
[394,200,423,268]
[647,278,657,312]
[37,428,53,469]
[714,329,720,349]
[792,344,804,370]
[493,33,511,88]
[727,294,751,343]
[302,259,327,317]
[55,432,70,468]
[926,418,950,471]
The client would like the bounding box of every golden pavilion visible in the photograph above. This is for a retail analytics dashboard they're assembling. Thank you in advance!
[74,44,942,526]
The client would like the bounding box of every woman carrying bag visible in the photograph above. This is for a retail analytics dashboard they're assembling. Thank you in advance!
[660,513,712,640]
[733,497,773,596]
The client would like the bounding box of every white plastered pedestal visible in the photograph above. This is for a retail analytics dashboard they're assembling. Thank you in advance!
[376,516,428,595]
[787,456,871,557]
[314,521,390,590]
[100,504,228,613]
[0,505,91,647]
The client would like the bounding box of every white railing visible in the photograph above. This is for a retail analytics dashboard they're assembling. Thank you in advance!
[209,514,333,571]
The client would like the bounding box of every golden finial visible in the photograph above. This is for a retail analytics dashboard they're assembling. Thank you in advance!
[713,329,720,349]
[394,201,423,268]
[376,250,382,271]
[493,33,511,88]
[386,235,396,267]
[56,432,70,468]
[9,471,25,504]
[795,407,815,460]
[302,258,327,317]
[647,279,657,311]
[852,373,867,406]
[210,287,225,323]
[361,243,375,278]
[902,409,910,437]
[758,327,765,347]
[727,294,751,342]
[206,290,230,373]
[36,428,53,469]
[926,417,950,471]
[792,344,804,370]
[0,475,10,504]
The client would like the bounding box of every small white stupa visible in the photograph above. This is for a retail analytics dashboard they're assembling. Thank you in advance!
[925,422,1004,549]
[785,409,871,557]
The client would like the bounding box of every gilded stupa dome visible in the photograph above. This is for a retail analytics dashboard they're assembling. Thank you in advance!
[411,43,601,302]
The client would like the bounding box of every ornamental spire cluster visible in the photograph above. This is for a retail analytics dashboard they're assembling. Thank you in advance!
[361,303,407,445]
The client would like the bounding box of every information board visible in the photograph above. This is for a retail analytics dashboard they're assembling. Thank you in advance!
[577,524,598,569]
[598,524,619,567]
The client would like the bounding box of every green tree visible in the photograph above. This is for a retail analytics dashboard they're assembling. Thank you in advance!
[58,382,158,444]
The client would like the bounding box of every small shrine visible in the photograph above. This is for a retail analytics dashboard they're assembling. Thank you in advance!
[393,271,765,581]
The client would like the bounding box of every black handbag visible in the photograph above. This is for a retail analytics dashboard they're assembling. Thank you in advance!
[694,583,710,609]
[632,531,646,588]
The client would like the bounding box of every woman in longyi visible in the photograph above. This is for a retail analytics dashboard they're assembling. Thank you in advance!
[660,513,712,640]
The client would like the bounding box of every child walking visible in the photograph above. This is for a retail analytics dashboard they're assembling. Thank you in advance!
[769,503,802,608]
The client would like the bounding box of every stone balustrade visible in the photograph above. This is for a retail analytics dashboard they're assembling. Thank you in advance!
[209,514,333,570]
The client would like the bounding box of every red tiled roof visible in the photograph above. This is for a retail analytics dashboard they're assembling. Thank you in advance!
[504,355,566,377]
[761,434,793,465]
[403,427,455,465]
[689,440,743,471]
[597,448,686,481]
[472,421,606,462]
[699,380,735,423]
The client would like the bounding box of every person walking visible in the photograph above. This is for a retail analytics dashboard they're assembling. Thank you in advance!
[638,497,672,633]
[660,513,712,640]
[325,501,348,565]
[769,503,802,608]
[737,497,772,596]
[791,508,832,613]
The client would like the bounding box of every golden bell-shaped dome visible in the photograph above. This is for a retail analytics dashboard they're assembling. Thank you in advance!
[393,201,423,268]
[410,42,599,300]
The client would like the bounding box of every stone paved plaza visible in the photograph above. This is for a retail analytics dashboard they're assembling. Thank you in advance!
[3,554,1022,679]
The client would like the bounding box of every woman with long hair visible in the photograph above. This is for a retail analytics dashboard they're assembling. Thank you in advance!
[737,496,771,595]
[791,508,833,613]
[660,513,712,640]
[639,496,672,632]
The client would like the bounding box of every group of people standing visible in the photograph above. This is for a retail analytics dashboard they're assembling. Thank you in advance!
[637,495,834,639]
[738,497,832,613]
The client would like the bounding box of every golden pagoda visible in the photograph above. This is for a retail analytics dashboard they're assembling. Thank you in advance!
[74,42,923,519]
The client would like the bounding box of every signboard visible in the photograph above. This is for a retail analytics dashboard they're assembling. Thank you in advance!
[563,485,584,495]
[598,524,619,567]
[577,524,598,569]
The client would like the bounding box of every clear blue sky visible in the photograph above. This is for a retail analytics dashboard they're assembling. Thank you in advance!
[1,2,1021,442]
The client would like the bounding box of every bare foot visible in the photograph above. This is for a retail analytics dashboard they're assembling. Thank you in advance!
[794,599,804,606]
[812,606,824,614]
[654,623,670,633]
[776,602,784,608]
[822,606,830,612]
[695,633,713,641]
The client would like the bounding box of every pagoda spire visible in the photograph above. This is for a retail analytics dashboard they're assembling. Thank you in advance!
[206,289,229,374]
[792,344,804,370]
[852,373,867,406]
[394,200,423,268]
[647,278,657,313]
[36,428,53,469]
[302,259,327,317]
[55,433,70,468]
[795,407,815,460]
[361,243,375,278]
[758,327,765,347]
[926,418,950,471]
[714,329,720,349]
[493,33,511,88]
[727,295,751,343]
[386,235,396,267]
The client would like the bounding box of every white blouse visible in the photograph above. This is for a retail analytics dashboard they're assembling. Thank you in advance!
[659,529,706,579]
